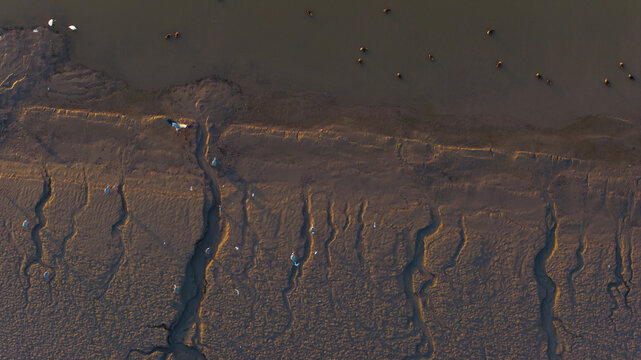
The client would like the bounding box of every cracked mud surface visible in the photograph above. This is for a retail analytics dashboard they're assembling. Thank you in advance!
[1,28,641,359]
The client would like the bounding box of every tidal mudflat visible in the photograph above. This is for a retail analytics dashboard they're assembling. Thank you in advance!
[0,2,640,358]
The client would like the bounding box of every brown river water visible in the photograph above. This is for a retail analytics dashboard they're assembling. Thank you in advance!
[1,0,641,125]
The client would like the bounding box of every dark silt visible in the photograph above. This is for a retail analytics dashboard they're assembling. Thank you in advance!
[1,0,641,124]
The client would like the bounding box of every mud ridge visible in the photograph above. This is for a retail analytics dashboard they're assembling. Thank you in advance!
[126,347,168,360]
[22,168,52,306]
[298,192,313,274]
[324,199,337,308]
[567,230,587,306]
[443,216,468,275]
[325,200,337,267]
[625,184,637,301]
[533,203,560,360]
[400,208,442,360]
[569,178,607,304]
[607,216,631,313]
[239,190,251,276]
[275,192,313,338]
[355,201,366,264]
[278,263,296,337]
[59,168,89,263]
[163,124,221,360]
[96,181,128,300]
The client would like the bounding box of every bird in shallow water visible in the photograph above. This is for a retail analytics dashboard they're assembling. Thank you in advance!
[427,53,434,61]
[306,9,313,17]
[486,29,494,36]
[619,62,624,69]
[383,8,391,13]
[628,73,635,80]
[604,78,610,86]
[536,72,542,79]
[357,58,363,64]
[166,119,192,131]
[396,72,402,79]
[174,32,181,38]
[546,79,552,85]
[360,46,368,53]
[496,60,502,68]
[48,18,55,27]
[165,33,172,39]
[68,25,77,31]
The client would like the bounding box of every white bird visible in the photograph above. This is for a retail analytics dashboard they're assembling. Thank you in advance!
[68,25,77,31]
[166,119,191,132]
[48,18,54,27]
[33,29,39,33]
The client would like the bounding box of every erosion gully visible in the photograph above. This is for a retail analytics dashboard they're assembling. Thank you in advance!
[128,124,221,360]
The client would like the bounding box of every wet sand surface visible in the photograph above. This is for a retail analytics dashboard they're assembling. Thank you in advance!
[1,25,641,360]
[1,0,641,124]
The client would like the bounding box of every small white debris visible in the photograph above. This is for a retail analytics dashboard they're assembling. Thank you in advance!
[48,18,54,27]
[314,251,318,255]
[608,265,611,268]
[373,222,376,229]
[163,241,166,246]
[234,246,239,250]
[68,25,77,31]
[190,186,193,191]
[234,289,240,295]
[47,87,50,91]
[33,29,39,33]
[251,192,255,198]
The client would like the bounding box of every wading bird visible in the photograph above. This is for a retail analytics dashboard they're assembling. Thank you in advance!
[167,119,192,131]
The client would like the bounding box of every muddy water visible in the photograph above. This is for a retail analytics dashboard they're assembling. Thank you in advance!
[1,0,641,125]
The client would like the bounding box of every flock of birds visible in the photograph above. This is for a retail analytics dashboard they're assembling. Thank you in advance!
[305,8,635,85]
[44,9,635,87]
